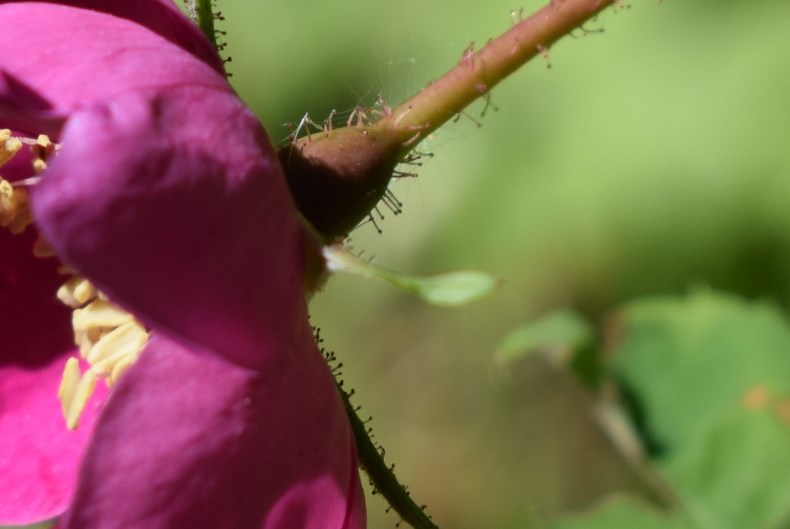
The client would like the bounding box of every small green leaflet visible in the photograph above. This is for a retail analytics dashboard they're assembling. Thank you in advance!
[322,245,498,307]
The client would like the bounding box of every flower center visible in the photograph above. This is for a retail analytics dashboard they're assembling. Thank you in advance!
[1,129,150,430]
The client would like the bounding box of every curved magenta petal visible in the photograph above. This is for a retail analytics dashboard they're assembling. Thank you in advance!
[10,0,225,73]
[0,3,229,137]
[62,329,365,529]
[0,353,108,525]
[32,88,307,370]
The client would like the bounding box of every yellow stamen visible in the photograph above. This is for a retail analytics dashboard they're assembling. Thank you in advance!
[31,134,55,173]
[86,320,147,370]
[0,129,22,166]
[72,298,136,332]
[109,350,143,385]
[57,276,98,308]
[58,358,81,420]
[65,369,98,430]
[0,177,31,234]
[58,289,150,430]
[0,178,31,233]
[1,130,33,233]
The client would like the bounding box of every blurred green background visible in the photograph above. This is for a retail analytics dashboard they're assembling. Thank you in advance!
[220,1,790,527]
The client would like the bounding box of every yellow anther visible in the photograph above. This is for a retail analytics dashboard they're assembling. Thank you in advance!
[0,129,22,166]
[65,370,98,431]
[72,299,136,344]
[109,351,142,385]
[58,357,81,419]
[57,277,98,308]
[0,177,31,234]
[0,178,14,215]
[86,320,147,372]
[31,134,55,173]
[1,129,32,235]
[1,131,61,235]
[59,357,99,430]
[75,327,103,357]
[58,280,150,430]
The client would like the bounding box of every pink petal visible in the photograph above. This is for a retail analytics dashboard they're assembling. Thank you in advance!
[32,80,306,370]
[62,329,365,529]
[0,3,229,137]
[0,354,108,525]
[11,0,226,73]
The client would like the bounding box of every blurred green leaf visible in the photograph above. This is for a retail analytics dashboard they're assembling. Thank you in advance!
[556,290,790,528]
[611,289,790,450]
[496,310,594,363]
[665,407,790,529]
[554,407,790,529]
[551,496,693,529]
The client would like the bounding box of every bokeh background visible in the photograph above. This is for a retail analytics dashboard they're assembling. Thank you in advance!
[220,1,790,527]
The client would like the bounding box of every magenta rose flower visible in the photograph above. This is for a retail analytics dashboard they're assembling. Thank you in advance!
[0,1,365,528]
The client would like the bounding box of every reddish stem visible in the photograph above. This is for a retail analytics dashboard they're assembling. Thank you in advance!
[376,0,617,156]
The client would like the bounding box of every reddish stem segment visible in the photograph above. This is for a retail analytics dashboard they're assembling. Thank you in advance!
[376,0,616,155]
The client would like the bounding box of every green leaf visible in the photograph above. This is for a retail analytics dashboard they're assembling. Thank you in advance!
[550,496,693,529]
[563,409,790,529]
[322,245,497,307]
[665,407,790,529]
[554,291,790,529]
[496,309,594,363]
[611,289,790,451]
[604,290,790,529]
[388,270,498,307]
